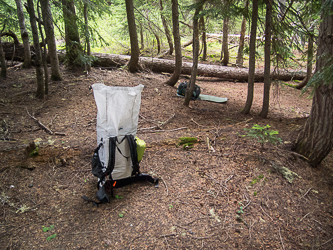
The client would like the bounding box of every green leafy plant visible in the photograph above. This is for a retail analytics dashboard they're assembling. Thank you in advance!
[250,178,258,186]
[178,137,198,150]
[47,234,57,241]
[168,204,173,210]
[253,191,258,196]
[237,203,244,214]
[29,147,39,157]
[115,195,123,199]
[119,211,125,218]
[42,225,54,232]
[244,124,282,151]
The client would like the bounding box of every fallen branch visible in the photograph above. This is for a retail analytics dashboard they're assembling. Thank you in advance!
[26,108,53,135]
[138,127,187,134]
[26,108,66,136]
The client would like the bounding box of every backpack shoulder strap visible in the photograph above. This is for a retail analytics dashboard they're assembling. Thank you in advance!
[106,137,117,177]
[125,135,140,176]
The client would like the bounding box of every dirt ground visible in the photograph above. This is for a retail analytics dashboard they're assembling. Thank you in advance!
[0,64,332,250]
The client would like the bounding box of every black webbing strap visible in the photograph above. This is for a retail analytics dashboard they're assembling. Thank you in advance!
[125,135,140,175]
[106,137,117,176]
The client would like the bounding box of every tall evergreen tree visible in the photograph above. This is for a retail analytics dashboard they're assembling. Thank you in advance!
[241,0,259,114]
[259,0,272,118]
[62,0,82,66]
[125,0,140,72]
[165,0,182,86]
[184,0,207,106]
[41,0,62,80]
[15,0,31,68]
[295,0,333,166]
[27,0,44,98]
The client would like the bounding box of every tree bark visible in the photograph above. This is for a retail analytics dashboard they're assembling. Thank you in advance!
[140,24,144,51]
[295,7,333,166]
[164,0,182,87]
[296,33,313,89]
[15,0,31,68]
[221,17,229,66]
[0,37,6,78]
[37,1,48,95]
[259,0,272,118]
[84,2,91,72]
[200,16,207,61]
[27,0,44,99]
[159,0,173,55]
[241,0,259,114]
[149,23,161,55]
[184,0,206,106]
[125,0,140,72]
[236,0,248,67]
[62,0,82,67]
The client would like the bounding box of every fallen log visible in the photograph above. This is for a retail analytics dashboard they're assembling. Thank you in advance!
[2,42,305,81]
[87,53,306,81]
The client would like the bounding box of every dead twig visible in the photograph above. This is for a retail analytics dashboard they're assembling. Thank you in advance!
[234,118,253,126]
[26,108,66,136]
[320,237,333,247]
[160,233,177,238]
[158,114,175,129]
[26,108,53,135]
[302,187,312,198]
[260,205,274,221]
[243,200,251,210]
[300,212,312,222]
[160,177,169,196]
[272,146,309,161]
[225,175,234,184]
[191,118,204,127]
[279,227,285,250]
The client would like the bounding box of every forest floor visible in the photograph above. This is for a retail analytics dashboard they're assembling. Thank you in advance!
[0,62,332,250]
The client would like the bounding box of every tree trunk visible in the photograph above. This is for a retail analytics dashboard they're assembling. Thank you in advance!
[37,2,48,95]
[241,0,259,114]
[84,2,91,72]
[296,33,313,89]
[165,0,182,87]
[221,17,229,66]
[27,0,44,99]
[0,37,6,78]
[236,0,248,67]
[159,0,173,55]
[295,7,333,166]
[200,16,207,61]
[149,23,161,55]
[62,0,82,67]
[259,0,272,118]
[140,24,144,51]
[184,0,206,106]
[125,0,140,72]
[15,0,31,68]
